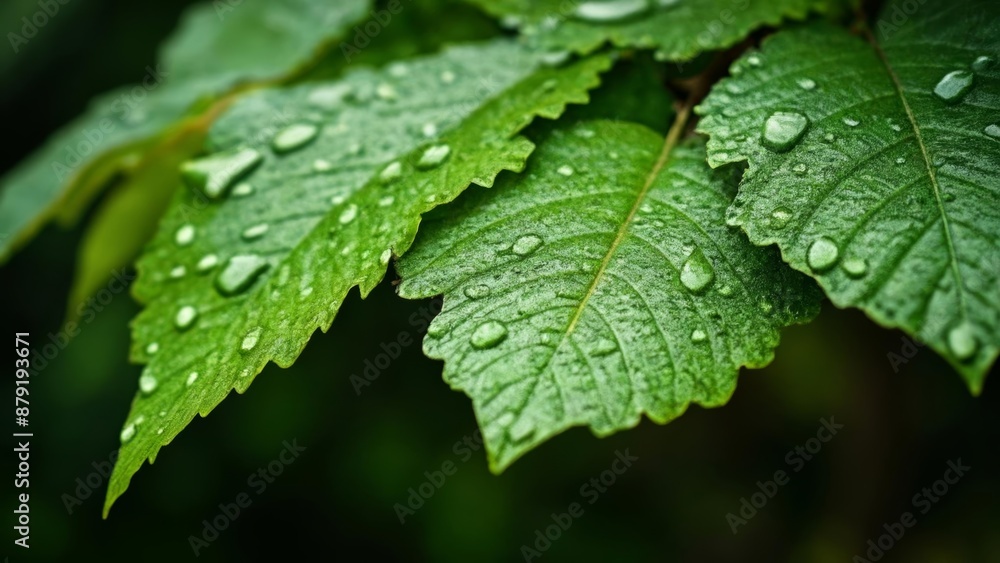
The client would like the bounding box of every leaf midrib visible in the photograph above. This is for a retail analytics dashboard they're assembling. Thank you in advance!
[863,26,969,322]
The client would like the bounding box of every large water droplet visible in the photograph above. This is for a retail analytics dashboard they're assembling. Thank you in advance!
[680,249,715,293]
[241,327,262,352]
[241,223,269,241]
[761,112,809,153]
[339,204,358,225]
[175,306,198,331]
[513,234,543,256]
[471,321,508,349]
[417,144,451,170]
[175,224,196,247]
[216,255,270,296]
[139,373,158,395]
[984,124,1000,139]
[807,237,840,272]
[933,70,974,104]
[770,207,793,229]
[464,284,491,299]
[573,0,649,22]
[272,124,319,154]
[181,148,263,200]
[947,322,978,361]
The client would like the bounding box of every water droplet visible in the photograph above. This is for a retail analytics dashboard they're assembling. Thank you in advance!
[378,196,395,207]
[216,255,270,296]
[591,338,618,356]
[557,165,575,176]
[718,284,734,297]
[232,182,253,197]
[824,133,836,143]
[464,284,491,299]
[471,321,508,349]
[139,373,158,394]
[770,207,793,229]
[972,55,994,72]
[174,306,198,330]
[421,122,438,137]
[242,327,262,352]
[843,117,861,127]
[241,223,269,241]
[513,234,543,256]
[175,224,196,246]
[796,78,816,90]
[807,237,840,272]
[308,83,353,109]
[761,112,809,152]
[496,412,515,427]
[984,124,1000,139]
[120,424,136,443]
[313,159,333,172]
[933,70,974,104]
[691,329,707,343]
[947,322,978,361]
[541,50,571,66]
[186,372,199,387]
[339,204,358,225]
[792,163,808,175]
[146,342,160,355]
[440,70,456,84]
[417,144,451,169]
[170,266,187,279]
[680,249,715,294]
[272,123,319,154]
[380,249,392,265]
[573,0,648,22]
[197,254,219,272]
[842,257,868,278]
[895,157,906,165]
[181,148,263,200]
[376,83,397,100]
[380,161,402,184]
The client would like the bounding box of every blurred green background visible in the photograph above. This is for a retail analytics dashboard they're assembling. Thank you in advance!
[2,1,998,561]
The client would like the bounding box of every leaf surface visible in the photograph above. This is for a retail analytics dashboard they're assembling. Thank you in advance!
[397,120,820,471]
[697,0,1000,392]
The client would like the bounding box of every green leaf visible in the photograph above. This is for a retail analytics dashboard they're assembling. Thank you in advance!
[104,42,611,516]
[396,119,821,472]
[460,0,844,60]
[0,0,371,262]
[696,0,1000,393]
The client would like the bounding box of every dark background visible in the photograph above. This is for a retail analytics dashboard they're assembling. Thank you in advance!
[2,0,998,561]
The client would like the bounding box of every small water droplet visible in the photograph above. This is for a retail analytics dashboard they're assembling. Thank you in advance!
[440,70,456,84]
[807,237,840,272]
[464,284,491,299]
[139,373,158,394]
[186,372,199,387]
[241,327,262,352]
[573,0,649,22]
[796,78,817,90]
[541,50,571,66]
[842,117,860,127]
[241,223,269,241]
[174,306,198,331]
[984,124,1000,139]
[421,122,438,137]
[680,249,715,294]
[792,163,808,175]
[380,249,392,265]
[380,161,402,184]
[378,196,395,207]
[591,338,618,356]
[120,424,136,443]
[376,83,398,100]
[747,54,762,67]
[216,255,270,296]
[417,144,451,169]
[197,254,219,273]
[972,55,995,72]
[181,148,263,200]
[470,321,508,349]
[146,342,160,355]
[761,112,809,152]
[895,157,906,165]
[718,284,734,297]
[947,322,978,361]
[841,257,868,278]
[691,329,708,343]
[313,159,333,172]
[170,265,187,279]
[557,165,575,176]
[933,70,974,104]
[339,204,359,225]
[513,234,543,256]
[232,182,253,197]
[824,133,836,143]
[770,207,793,229]
[175,224,196,246]
[272,123,319,154]
[496,412,515,427]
